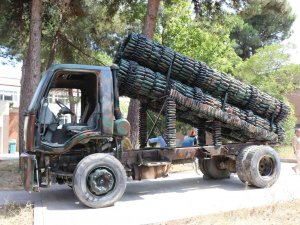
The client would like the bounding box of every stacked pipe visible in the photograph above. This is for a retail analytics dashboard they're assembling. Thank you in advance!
[117,59,279,142]
[115,33,290,123]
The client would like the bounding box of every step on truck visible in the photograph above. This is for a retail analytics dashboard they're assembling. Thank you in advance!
[20,64,282,208]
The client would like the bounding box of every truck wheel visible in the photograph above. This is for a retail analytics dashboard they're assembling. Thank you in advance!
[236,146,255,183]
[198,158,212,179]
[236,145,280,188]
[200,158,230,179]
[73,153,127,208]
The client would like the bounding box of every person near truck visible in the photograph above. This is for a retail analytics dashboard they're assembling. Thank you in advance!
[148,130,167,148]
[182,130,197,147]
[292,128,300,174]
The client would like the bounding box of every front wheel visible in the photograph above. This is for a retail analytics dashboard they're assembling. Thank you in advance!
[73,153,127,208]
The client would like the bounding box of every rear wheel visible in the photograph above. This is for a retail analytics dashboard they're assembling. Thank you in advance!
[199,157,230,179]
[198,158,211,179]
[236,145,280,188]
[73,153,127,208]
[236,146,254,183]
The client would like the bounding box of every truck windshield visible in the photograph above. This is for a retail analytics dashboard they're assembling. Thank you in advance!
[28,72,49,111]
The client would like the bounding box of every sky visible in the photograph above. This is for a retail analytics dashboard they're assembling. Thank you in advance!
[0,0,299,78]
[285,0,300,63]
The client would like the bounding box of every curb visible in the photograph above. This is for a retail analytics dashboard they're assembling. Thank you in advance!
[280,158,297,163]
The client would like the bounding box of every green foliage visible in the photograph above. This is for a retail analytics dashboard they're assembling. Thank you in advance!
[234,44,300,143]
[231,0,295,59]
[234,44,299,99]
[157,0,242,74]
[282,106,297,145]
[0,0,145,70]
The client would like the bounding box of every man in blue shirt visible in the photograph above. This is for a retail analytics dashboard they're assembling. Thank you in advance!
[182,130,197,147]
[148,135,167,147]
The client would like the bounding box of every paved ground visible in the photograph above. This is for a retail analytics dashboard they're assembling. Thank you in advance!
[0,153,19,161]
[1,162,300,225]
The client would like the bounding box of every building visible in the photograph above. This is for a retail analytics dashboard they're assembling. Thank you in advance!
[0,76,20,154]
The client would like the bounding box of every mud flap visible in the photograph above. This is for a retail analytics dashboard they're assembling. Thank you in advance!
[20,153,39,192]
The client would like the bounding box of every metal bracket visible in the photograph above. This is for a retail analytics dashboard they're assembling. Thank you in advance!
[145,100,167,145]
[164,53,176,95]
[222,92,228,111]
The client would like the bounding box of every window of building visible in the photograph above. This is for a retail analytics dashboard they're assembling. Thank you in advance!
[0,90,18,102]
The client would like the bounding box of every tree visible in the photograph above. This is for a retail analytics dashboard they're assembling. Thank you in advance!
[231,0,295,59]
[159,0,241,74]
[234,44,300,143]
[127,0,161,148]
[19,0,42,151]
[191,0,295,60]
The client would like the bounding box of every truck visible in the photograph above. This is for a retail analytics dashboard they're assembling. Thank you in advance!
[20,34,286,208]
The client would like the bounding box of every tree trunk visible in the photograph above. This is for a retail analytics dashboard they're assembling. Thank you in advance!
[46,29,60,69]
[127,0,160,148]
[142,0,160,38]
[68,89,76,123]
[19,0,42,154]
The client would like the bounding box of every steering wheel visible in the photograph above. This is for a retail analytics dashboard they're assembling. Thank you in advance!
[55,99,75,115]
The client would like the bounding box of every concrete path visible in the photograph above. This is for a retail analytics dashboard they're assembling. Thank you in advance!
[1,163,300,225]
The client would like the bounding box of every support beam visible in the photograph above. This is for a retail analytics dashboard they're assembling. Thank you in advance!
[197,120,206,146]
[139,103,148,148]
[212,121,222,146]
[165,97,176,147]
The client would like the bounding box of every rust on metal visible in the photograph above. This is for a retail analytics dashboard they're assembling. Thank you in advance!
[20,153,35,191]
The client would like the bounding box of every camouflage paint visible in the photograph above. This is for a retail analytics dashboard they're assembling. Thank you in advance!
[114,118,130,136]
[40,131,108,154]
[19,63,124,157]
[100,68,114,135]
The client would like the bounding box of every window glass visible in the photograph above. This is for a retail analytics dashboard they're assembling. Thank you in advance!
[0,90,18,102]
[47,88,82,124]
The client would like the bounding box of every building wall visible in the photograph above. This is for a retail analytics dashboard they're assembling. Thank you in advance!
[0,101,10,154]
[9,109,19,151]
[288,92,300,125]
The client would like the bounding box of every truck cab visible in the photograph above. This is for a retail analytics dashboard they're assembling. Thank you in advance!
[21,64,130,202]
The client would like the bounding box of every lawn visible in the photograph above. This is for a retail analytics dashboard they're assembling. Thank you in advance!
[159,199,300,225]
[0,202,33,225]
[0,160,23,190]
[274,145,296,159]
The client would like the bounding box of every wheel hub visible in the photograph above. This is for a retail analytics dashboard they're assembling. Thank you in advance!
[258,156,274,177]
[88,168,114,195]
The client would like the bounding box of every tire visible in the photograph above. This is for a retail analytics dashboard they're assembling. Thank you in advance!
[236,146,255,183]
[236,145,281,188]
[198,158,211,178]
[199,157,230,179]
[73,153,127,208]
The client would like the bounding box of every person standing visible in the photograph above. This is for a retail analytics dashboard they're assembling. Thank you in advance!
[292,128,300,173]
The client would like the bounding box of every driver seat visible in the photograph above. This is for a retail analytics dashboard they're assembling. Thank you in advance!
[64,108,98,134]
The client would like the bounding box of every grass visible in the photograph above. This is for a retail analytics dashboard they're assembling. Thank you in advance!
[0,202,33,225]
[275,145,296,159]
[0,160,23,190]
[158,199,300,225]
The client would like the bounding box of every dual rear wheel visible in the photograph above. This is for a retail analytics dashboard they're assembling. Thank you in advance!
[198,145,280,188]
[236,145,280,188]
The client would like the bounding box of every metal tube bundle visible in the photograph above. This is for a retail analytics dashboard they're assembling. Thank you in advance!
[117,59,279,142]
[115,33,290,123]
